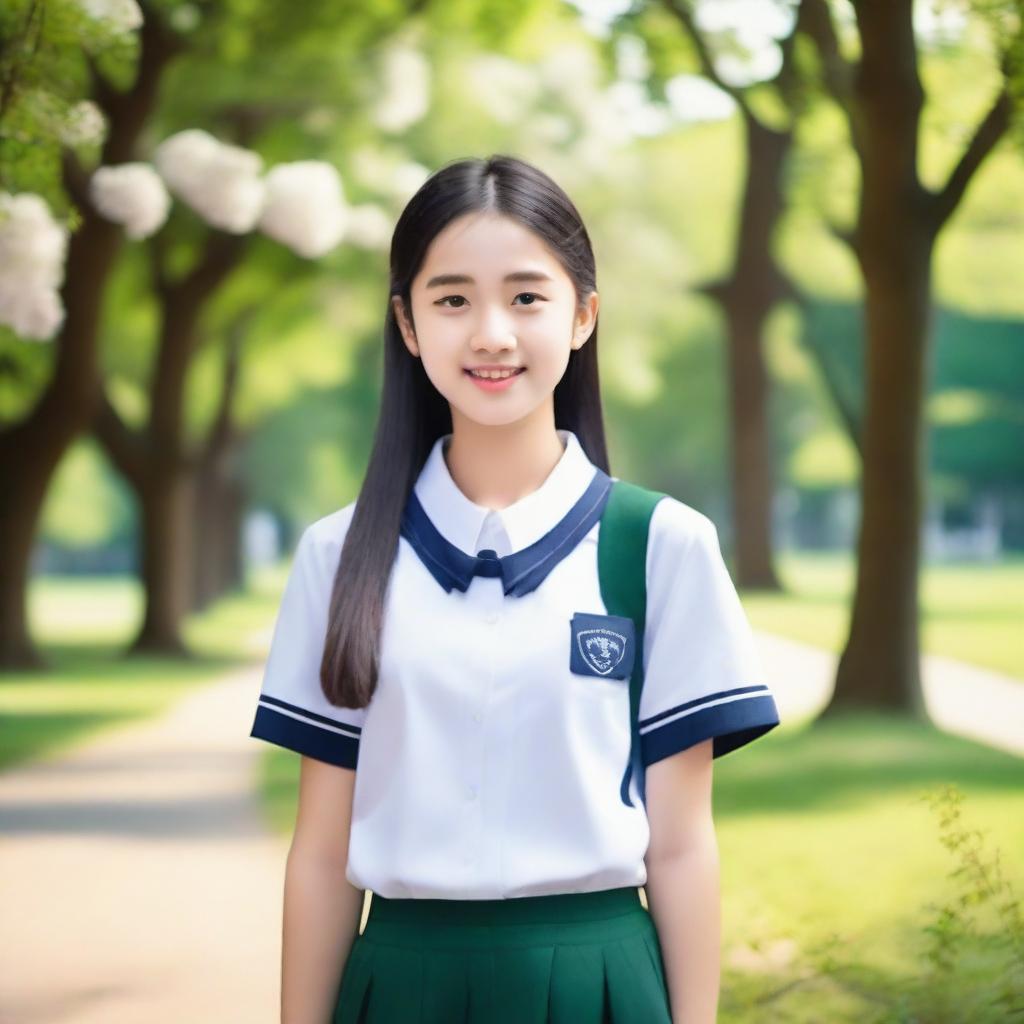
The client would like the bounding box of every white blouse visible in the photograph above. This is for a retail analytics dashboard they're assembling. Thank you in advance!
[250,429,780,899]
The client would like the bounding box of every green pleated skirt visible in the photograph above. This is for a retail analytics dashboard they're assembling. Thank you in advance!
[332,885,671,1024]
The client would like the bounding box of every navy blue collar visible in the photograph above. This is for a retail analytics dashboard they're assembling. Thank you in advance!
[400,468,614,596]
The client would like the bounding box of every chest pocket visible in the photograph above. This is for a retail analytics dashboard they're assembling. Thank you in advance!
[569,611,636,681]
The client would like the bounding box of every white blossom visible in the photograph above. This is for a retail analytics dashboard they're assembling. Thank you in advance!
[915,0,968,46]
[169,3,201,32]
[153,129,266,233]
[692,0,794,87]
[693,0,796,40]
[665,74,737,123]
[90,163,171,239]
[344,204,392,250]
[372,45,431,133]
[0,192,68,341]
[390,161,431,204]
[258,161,348,258]
[350,147,399,191]
[538,43,603,115]
[78,0,144,32]
[465,55,541,125]
[60,100,107,148]
[615,35,651,83]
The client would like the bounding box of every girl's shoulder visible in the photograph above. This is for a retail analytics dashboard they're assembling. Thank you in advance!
[296,499,358,568]
[610,478,719,562]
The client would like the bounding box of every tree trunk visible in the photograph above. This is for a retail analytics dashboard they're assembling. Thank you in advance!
[93,233,248,652]
[132,464,196,655]
[721,115,793,589]
[0,428,64,669]
[192,462,246,611]
[0,209,121,668]
[823,1,932,717]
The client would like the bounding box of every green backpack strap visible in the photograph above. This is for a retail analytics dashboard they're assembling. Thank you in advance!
[596,478,668,811]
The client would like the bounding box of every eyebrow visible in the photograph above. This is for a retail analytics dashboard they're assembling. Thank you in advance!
[424,270,555,289]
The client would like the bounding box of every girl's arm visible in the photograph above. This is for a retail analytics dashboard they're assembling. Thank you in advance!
[282,755,366,1024]
[643,738,720,1024]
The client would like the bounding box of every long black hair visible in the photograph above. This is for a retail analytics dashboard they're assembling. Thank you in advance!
[321,154,609,708]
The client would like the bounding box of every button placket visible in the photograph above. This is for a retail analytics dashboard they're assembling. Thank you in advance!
[469,519,504,879]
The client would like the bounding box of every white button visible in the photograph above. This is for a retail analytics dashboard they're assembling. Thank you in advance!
[467,784,477,799]
[472,711,483,724]
[483,612,499,625]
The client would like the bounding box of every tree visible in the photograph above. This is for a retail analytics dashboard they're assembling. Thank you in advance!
[799,0,1024,715]
[0,8,179,667]
[0,0,419,665]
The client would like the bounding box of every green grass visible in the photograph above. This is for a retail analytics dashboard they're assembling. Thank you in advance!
[0,563,289,771]
[742,552,1024,681]
[715,710,1024,1021]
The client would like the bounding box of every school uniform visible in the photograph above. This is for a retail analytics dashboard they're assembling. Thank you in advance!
[250,428,781,1023]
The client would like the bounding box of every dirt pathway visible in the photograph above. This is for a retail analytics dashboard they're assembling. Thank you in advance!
[0,665,286,1024]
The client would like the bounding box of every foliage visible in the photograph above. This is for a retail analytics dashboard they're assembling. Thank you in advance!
[722,782,1024,1023]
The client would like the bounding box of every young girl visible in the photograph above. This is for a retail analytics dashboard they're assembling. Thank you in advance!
[250,154,781,1024]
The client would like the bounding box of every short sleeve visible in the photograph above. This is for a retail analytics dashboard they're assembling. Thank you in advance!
[249,505,366,770]
[638,498,780,766]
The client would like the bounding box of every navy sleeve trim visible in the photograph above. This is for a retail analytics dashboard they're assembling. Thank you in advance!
[639,684,780,765]
[250,696,361,770]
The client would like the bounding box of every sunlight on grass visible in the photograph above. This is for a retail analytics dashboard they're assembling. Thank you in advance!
[714,710,1024,1020]
[742,552,1024,680]
[0,564,291,770]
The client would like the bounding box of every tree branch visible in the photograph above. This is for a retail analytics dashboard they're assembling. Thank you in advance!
[658,0,755,122]
[929,86,1013,230]
[796,0,862,158]
[789,288,863,460]
[145,229,169,298]
[203,311,252,462]
[171,230,250,311]
[93,389,147,486]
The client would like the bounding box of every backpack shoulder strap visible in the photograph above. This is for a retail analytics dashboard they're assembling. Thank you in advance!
[596,478,668,811]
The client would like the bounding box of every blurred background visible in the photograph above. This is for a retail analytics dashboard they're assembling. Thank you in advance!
[1,0,1022,1021]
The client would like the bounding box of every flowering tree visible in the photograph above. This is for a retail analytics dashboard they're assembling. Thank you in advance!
[0,0,431,664]
[0,3,177,667]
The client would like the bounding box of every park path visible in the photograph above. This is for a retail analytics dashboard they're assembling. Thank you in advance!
[755,631,1024,757]
[0,664,289,1024]
[0,634,1021,1024]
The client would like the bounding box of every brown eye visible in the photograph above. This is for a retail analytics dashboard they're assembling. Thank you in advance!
[437,295,467,307]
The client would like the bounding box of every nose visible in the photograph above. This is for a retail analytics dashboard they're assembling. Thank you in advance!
[470,308,517,353]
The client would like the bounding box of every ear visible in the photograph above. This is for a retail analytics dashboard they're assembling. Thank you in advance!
[571,290,599,351]
[392,295,419,358]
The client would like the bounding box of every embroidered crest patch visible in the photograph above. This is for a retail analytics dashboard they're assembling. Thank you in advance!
[569,612,636,680]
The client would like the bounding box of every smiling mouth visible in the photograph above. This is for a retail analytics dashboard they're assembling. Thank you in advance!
[464,367,527,380]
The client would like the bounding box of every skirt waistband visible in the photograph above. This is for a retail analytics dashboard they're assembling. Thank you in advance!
[367,886,643,927]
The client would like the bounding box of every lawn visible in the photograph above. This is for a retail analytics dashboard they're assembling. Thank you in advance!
[0,562,288,771]
[712,709,1024,1021]
[742,551,1024,681]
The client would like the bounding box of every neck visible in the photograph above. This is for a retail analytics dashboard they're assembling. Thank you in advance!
[444,408,566,511]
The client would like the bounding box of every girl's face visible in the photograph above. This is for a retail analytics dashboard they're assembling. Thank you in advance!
[393,212,598,430]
